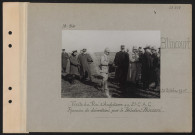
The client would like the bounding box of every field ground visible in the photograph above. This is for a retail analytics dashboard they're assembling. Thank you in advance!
[62,52,160,98]
[61,72,160,98]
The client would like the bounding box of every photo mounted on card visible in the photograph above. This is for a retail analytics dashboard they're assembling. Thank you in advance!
[3,3,192,133]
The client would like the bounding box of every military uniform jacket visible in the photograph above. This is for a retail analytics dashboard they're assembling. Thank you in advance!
[77,53,93,74]
[69,55,79,75]
[129,52,139,63]
[100,54,109,73]
[62,52,69,68]
[114,51,129,68]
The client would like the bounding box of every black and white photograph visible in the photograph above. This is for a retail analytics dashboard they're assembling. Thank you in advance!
[61,30,160,98]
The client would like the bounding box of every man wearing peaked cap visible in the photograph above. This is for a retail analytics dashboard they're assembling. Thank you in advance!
[72,50,77,53]
[69,50,80,83]
[113,45,129,88]
[61,49,69,73]
[151,46,160,89]
[82,48,87,52]
[132,46,138,50]
[144,45,151,49]
[78,48,93,81]
[128,46,139,84]
[151,46,157,51]
[142,45,153,89]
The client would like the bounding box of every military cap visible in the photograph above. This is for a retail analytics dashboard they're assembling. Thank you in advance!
[144,45,151,49]
[133,46,138,50]
[121,45,125,48]
[82,48,87,52]
[72,50,77,53]
[151,46,157,51]
[104,47,110,53]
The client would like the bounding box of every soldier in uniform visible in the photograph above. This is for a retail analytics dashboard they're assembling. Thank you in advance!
[77,50,83,75]
[113,45,129,87]
[151,46,160,88]
[129,46,139,84]
[69,50,80,84]
[78,48,93,82]
[61,49,69,73]
[100,48,111,98]
[142,45,153,89]
[157,47,160,87]
[137,47,144,84]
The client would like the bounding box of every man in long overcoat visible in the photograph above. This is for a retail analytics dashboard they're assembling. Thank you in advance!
[142,45,153,89]
[114,45,129,87]
[78,48,93,81]
[69,50,80,83]
[129,46,139,83]
[151,46,160,88]
[61,49,69,73]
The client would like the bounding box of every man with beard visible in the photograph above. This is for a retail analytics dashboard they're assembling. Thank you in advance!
[142,45,153,90]
[113,45,129,88]
[78,48,93,82]
[99,48,111,98]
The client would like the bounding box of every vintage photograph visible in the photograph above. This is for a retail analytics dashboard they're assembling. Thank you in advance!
[61,30,160,98]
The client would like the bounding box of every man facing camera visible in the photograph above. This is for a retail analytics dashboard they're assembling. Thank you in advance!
[113,45,129,88]
[100,48,111,98]
[61,49,69,73]
[78,48,93,82]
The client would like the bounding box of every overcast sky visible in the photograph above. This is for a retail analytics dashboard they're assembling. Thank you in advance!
[62,30,160,53]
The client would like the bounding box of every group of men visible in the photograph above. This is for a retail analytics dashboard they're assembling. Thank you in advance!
[113,45,160,90]
[62,44,160,97]
[62,48,93,83]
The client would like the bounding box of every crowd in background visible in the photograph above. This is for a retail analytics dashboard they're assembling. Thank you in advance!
[62,44,160,97]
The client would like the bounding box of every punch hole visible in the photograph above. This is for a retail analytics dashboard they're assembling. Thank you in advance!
[8,31,12,35]
[8,100,12,103]
[8,44,12,48]
[8,87,12,90]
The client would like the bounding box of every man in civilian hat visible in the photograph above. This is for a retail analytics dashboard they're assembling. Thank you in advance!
[113,45,129,87]
[78,48,93,81]
[142,45,153,89]
[61,49,69,73]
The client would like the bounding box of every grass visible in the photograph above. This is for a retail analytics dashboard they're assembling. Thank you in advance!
[62,52,160,98]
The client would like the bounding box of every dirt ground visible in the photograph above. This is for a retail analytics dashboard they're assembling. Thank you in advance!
[61,72,160,98]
